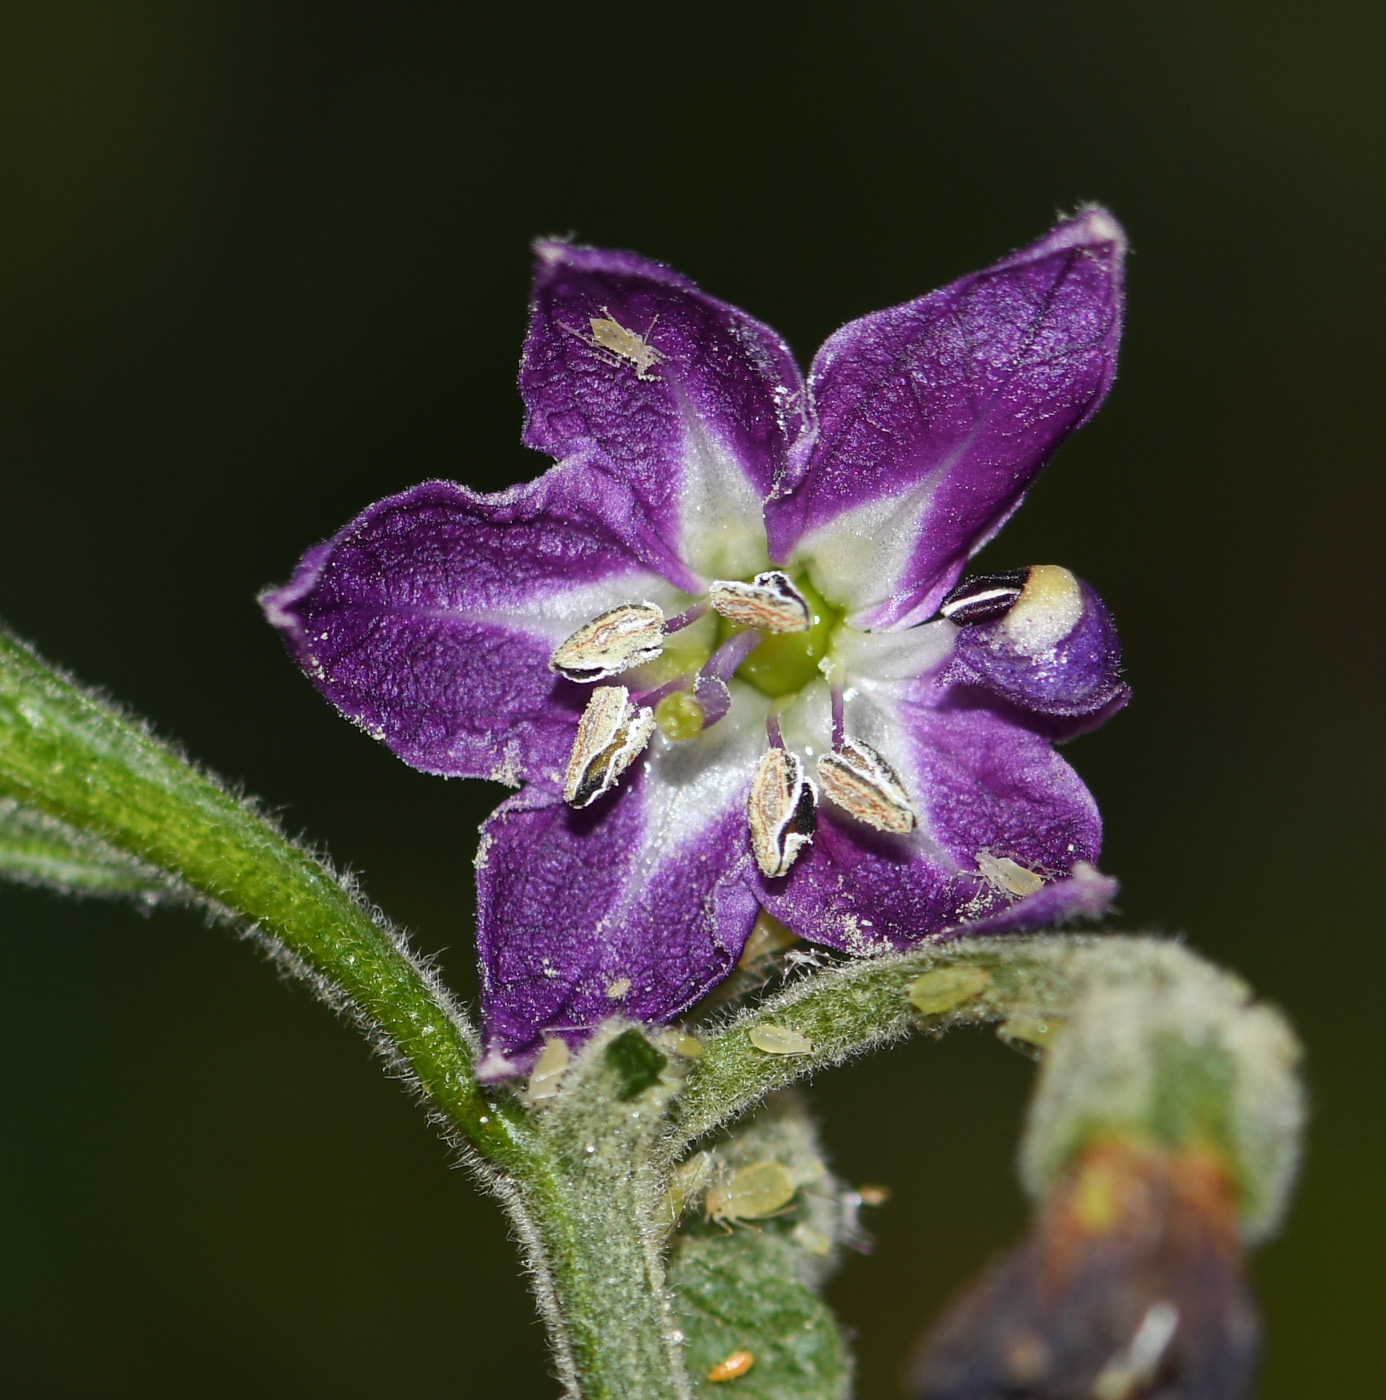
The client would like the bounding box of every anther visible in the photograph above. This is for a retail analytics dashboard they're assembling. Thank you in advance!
[937,570,1030,626]
[748,747,817,877]
[816,738,918,834]
[564,685,656,807]
[708,571,811,633]
[550,603,665,682]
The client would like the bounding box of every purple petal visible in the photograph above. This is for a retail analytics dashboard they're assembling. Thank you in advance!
[521,241,811,580]
[759,706,1106,953]
[474,721,766,1075]
[261,472,688,782]
[770,210,1126,628]
[947,861,1118,936]
[946,569,1130,739]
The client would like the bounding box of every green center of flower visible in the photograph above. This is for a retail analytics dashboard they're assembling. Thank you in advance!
[725,574,841,698]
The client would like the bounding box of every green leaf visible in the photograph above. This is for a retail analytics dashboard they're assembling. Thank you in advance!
[670,1231,850,1400]
[0,796,176,900]
[667,1097,852,1400]
[604,1026,669,1100]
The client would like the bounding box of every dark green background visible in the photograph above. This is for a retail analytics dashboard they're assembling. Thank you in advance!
[2,4,1381,1396]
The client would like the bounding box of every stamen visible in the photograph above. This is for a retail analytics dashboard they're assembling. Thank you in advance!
[748,747,817,877]
[692,630,765,729]
[563,685,656,807]
[816,738,918,834]
[708,571,811,633]
[937,570,1030,625]
[550,602,665,682]
[663,600,710,634]
[1002,565,1084,656]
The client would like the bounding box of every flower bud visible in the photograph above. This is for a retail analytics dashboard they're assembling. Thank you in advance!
[907,1142,1260,1400]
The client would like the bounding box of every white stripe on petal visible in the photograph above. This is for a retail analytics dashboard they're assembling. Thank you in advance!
[672,392,771,581]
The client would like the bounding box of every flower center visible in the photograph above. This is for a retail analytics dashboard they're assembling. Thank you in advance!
[725,574,841,698]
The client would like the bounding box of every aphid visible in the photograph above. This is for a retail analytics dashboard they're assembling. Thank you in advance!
[549,602,665,682]
[816,738,918,834]
[780,946,828,979]
[747,747,817,877]
[996,1013,1066,1058]
[908,964,992,1016]
[656,1150,715,1232]
[605,976,632,1000]
[708,571,811,633]
[748,1023,813,1055]
[792,1222,833,1257]
[524,1036,570,1104]
[974,849,1046,899]
[705,1160,797,1228]
[563,685,656,807]
[564,304,668,381]
[856,1183,892,1208]
[936,569,1030,625]
[737,910,800,972]
[707,1348,756,1382]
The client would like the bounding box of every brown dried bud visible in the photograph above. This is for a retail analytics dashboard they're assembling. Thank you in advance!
[906,1143,1260,1400]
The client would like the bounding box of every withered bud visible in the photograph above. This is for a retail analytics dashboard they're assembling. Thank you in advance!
[906,1143,1260,1400]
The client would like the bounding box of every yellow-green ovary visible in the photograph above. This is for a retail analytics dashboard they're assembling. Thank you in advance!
[732,575,841,698]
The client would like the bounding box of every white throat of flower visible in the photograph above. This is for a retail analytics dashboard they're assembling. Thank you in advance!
[547,570,926,879]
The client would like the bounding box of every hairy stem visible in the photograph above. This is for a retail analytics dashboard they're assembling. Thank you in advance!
[0,628,530,1168]
[674,936,1090,1146]
[514,1023,695,1400]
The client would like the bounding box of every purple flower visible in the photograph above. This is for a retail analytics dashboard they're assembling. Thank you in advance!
[263,211,1130,1077]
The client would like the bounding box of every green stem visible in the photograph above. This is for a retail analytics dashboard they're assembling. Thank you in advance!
[674,936,1094,1146]
[517,1145,688,1400]
[0,628,530,1168]
[513,1023,695,1400]
[674,935,1303,1240]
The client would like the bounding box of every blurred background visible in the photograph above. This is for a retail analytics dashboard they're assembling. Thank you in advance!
[2,3,1381,1395]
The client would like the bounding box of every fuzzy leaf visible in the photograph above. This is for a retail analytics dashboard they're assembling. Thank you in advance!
[670,1230,850,1400]
[0,796,175,900]
[668,1098,852,1399]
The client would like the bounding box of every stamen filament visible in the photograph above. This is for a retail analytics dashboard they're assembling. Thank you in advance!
[694,631,765,729]
[662,601,710,634]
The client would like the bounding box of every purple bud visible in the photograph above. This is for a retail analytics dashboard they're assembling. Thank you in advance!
[906,1144,1260,1400]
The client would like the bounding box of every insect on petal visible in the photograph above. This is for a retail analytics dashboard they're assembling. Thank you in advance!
[816,739,919,834]
[563,686,656,807]
[747,747,817,877]
[975,850,1046,899]
[549,602,666,682]
[708,571,811,633]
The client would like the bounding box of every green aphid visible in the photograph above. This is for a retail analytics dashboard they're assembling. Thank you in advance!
[704,1160,797,1229]
[908,964,991,1016]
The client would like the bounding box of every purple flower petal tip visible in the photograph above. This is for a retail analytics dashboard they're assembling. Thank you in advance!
[770,209,1127,627]
[950,861,1119,937]
[946,566,1130,733]
[264,217,1133,1063]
